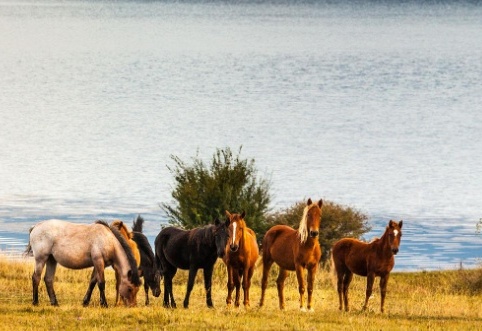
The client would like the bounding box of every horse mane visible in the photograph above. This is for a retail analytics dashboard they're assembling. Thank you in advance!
[96,220,141,286]
[298,204,311,244]
[132,231,155,264]
[111,220,133,239]
[132,215,144,233]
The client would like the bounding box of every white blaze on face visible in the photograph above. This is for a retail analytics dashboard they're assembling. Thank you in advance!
[394,229,399,237]
[232,222,237,245]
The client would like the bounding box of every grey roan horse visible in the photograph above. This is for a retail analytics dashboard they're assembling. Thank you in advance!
[25,219,141,307]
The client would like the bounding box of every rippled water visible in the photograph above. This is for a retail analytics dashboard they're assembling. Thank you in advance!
[1,0,481,270]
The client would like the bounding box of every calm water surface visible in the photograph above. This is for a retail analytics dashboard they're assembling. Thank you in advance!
[0,0,481,270]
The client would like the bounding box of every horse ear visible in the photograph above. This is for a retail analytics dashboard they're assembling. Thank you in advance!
[388,220,395,228]
[399,220,403,228]
[225,210,232,219]
[307,198,312,205]
[214,218,221,226]
[317,199,323,208]
[241,211,246,218]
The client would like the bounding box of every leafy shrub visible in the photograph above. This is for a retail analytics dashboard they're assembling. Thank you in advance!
[161,146,271,238]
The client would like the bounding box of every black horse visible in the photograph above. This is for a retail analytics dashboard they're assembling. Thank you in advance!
[131,215,161,305]
[154,219,230,308]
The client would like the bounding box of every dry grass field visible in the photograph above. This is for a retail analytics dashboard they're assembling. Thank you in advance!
[0,255,481,330]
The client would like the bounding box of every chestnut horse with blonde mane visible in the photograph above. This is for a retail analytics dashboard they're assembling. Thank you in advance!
[222,210,259,308]
[332,220,403,313]
[259,198,323,311]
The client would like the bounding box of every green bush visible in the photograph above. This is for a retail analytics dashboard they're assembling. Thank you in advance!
[161,146,271,237]
[265,199,371,266]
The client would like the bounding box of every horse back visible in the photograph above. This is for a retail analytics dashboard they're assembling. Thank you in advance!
[29,219,117,269]
[262,225,299,271]
[333,238,393,276]
[155,227,191,270]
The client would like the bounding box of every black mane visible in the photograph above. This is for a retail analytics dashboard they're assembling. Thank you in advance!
[96,220,141,286]
[132,215,144,233]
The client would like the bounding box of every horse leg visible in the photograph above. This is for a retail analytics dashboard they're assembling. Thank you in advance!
[163,268,176,308]
[225,265,234,307]
[362,273,375,311]
[144,281,150,306]
[82,269,97,307]
[276,268,288,310]
[233,269,241,307]
[379,274,390,313]
[183,266,198,308]
[306,264,317,311]
[32,256,47,306]
[115,270,121,306]
[342,271,353,312]
[243,266,254,308]
[259,259,273,307]
[44,255,59,306]
[336,269,343,311]
[203,265,215,308]
[295,265,306,311]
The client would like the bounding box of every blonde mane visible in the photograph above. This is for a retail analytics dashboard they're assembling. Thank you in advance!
[298,204,310,244]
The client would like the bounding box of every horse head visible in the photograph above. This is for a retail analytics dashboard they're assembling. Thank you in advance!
[299,198,323,243]
[119,270,140,307]
[387,220,403,255]
[225,210,246,253]
[214,217,230,258]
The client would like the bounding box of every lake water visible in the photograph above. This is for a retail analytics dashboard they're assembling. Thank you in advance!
[1,0,481,271]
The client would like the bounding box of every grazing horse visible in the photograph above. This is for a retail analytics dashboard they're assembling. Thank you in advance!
[83,219,143,306]
[332,220,403,313]
[155,218,230,308]
[222,210,259,308]
[259,198,323,311]
[25,219,141,307]
[132,215,161,305]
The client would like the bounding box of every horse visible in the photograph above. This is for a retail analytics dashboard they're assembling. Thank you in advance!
[131,215,161,305]
[154,218,230,308]
[25,219,141,307]
[331,219,403,313]
[222,210,259,308]
[82,219,143,307]
[259,198,323,311]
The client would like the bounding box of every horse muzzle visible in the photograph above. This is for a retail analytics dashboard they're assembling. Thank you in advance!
[309,230,319,238]
[392,247,399,255]
[229,244,239,253]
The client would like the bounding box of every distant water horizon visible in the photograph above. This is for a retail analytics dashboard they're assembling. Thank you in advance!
[1,0,481,271]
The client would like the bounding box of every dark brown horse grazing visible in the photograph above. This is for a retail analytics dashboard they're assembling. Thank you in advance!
[132,215,161,306]
[154,219,230,308]
[332,220,403,313]
[259,198,323,311]
[222,210,259,308]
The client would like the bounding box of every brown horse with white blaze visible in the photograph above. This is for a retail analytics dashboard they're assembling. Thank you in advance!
[222,210,259,308]
[332,220,403,313]
[259,198,323,311]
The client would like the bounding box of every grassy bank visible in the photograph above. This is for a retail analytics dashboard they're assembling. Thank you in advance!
[0,256,481,330]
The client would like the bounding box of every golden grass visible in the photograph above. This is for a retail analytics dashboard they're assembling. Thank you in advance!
[0,255,481,330]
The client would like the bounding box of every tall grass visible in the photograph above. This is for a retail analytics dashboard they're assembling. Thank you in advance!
[0,255,481,330]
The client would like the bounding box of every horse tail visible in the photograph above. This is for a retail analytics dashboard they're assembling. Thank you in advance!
[132,214,144,233]
[23,225,35,257]
[329,249,338,290]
